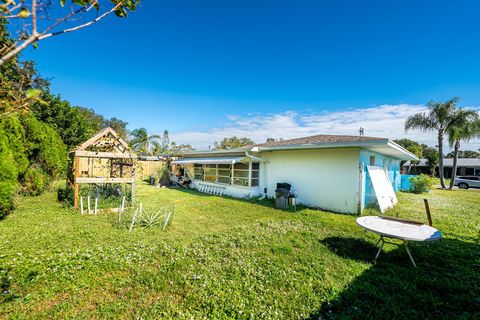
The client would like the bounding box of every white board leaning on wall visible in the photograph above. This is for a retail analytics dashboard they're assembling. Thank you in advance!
[366,166,398,213]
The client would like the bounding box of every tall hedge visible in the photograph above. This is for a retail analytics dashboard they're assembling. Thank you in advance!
[0,126,18,218]
[0,114,68,212]
[21,115,67,179]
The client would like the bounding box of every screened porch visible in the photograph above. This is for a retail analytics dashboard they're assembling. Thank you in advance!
[171,156,261,190]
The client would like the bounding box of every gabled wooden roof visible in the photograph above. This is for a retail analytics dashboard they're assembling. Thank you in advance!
[76,127,129,151]
[73,127,136,158]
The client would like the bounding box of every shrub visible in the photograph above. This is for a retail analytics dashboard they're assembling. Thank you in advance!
[0,127,18,218]
[409,174,432,194]
[156,163,170,186]
[21,115,67,179]
[21,166,46,196]
[0,115,28,175]
[57,185,74,205]
[61,184,132,208]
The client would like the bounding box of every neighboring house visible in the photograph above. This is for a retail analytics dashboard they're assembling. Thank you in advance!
[403,158,480,178]
[172,134,417,214]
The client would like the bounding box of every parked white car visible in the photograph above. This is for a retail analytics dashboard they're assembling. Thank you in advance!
[454,176,480,189]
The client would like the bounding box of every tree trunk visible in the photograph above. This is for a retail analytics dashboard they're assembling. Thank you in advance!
[449,140,460,190]
[438,132,446,189]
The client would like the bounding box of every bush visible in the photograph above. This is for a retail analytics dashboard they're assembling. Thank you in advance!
[0,127,19,218]
[60,184,132,208]
[21,115,67,179]
[409,174,432,194]
[57,185,74,205]
[21,166,46,196]
[156,163,170,186]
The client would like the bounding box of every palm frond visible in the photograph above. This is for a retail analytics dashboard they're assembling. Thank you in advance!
[405,113,436,132]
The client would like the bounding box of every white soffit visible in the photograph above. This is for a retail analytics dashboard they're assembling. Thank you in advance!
[172,157,247,165]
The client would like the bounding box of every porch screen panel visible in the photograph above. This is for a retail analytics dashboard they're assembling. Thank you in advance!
[204,164,216,182]
[194,163,204,180]
[217,164,231,184]
[251,162,260,187]
[184,164,194,178]
[233,163,249,186]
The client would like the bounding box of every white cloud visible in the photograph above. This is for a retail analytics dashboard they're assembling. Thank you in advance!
[170,104,480,151]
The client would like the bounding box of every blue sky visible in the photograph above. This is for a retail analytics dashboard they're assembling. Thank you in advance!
[24,0,480,149]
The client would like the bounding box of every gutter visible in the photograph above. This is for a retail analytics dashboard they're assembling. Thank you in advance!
[386,140,419,161]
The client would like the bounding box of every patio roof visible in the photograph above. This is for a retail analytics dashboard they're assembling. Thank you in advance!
[172,156,248,165]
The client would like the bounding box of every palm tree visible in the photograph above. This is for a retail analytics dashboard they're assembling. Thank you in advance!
[447,110,480,189]
[129,128,161,154]
[405,97,461,189]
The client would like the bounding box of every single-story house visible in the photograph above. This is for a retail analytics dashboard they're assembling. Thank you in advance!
[172,134,417,214]
[402,158,480,178]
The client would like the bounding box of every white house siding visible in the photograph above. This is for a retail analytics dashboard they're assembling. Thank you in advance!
[190,180,259,198]
[261,148,360,214]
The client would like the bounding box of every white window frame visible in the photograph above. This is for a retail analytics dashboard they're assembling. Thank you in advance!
[189,162,260,188]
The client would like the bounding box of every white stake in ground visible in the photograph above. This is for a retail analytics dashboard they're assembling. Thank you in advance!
[94,196,98,215]
[163,206,172,230]
[129,207,139,233]
[87,195,91,215]
[80,196,84,215]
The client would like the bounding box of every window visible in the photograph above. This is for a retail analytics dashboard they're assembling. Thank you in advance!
[204,164,216,182]
[369,156,375,166]
[466,168,475,175]
[475,169,480,176]
[184,164,194,178]
[233,163,249,186]
[251,163,260,186]
[194,163,203,180]
[217,164,231,184]
[389,160,393,171]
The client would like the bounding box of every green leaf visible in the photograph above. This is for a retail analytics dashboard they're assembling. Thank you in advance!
[60,0,66,7]
[114,8,127,17]
[33,42,38,49]
[72,0,89,7]
[18,7,30,18]
[25,88,41,99]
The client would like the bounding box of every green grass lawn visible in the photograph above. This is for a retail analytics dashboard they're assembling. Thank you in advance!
[0,182,479,319]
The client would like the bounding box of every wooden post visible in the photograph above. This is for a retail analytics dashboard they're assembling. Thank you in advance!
[423,199,433,226]
[73,156,80,209]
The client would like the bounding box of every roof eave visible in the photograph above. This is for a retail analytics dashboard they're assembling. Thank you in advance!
[386,140,419,161]
[176,148,252,157]
[255,139,389,151]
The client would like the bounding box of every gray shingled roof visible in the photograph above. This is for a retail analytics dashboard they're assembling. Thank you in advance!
[403,158,480,167]
[254,134,385,147]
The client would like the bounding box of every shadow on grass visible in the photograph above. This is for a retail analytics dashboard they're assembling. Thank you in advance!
[314,236,480,319]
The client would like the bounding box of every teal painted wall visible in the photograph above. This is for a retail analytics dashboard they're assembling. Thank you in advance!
[359,149,401,208]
